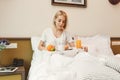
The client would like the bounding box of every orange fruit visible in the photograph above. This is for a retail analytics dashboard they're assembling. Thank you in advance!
[64,45,69,50]
[47,44,55,51]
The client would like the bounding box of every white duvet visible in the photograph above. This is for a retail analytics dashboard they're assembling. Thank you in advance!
[28,50,120,80]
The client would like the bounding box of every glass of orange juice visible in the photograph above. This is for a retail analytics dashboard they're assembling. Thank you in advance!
[75,39,82,49]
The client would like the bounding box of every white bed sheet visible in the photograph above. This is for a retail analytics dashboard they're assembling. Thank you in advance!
[28,50,120,80]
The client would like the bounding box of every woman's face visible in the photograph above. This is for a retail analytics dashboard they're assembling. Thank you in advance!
[55,15,66,30]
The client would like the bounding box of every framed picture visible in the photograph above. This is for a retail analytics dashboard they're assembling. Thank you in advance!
[51,0,87,7]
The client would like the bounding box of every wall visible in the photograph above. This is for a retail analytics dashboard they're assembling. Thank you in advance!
[0,0,120,37]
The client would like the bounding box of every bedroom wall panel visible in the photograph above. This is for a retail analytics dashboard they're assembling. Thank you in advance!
[111,37,120,54]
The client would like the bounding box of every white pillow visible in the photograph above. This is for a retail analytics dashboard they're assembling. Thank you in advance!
[31,36,41,51]
[79,34,114,56]
[31,35,113,57]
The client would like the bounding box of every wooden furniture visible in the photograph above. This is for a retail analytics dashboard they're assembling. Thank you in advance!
[0,66,25,80]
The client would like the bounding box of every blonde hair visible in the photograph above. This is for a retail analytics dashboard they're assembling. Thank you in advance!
[53,10,68,29]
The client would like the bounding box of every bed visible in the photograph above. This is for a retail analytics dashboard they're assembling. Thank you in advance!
[27,35,120,80]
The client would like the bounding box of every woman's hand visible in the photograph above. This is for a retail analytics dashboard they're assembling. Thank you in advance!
[64,45,69,50]
[81,46,88,52]
[38,41,46,50]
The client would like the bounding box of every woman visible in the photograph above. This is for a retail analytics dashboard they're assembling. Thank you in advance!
[38,10,74,51]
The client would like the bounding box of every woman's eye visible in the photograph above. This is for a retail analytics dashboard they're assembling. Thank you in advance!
[58,19,65,23]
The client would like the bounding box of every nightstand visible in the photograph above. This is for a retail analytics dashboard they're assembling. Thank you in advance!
[0,66,25,80]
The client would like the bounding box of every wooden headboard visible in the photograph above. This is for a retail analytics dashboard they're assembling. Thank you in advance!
[0,37,120,78]
[111,37,120,55]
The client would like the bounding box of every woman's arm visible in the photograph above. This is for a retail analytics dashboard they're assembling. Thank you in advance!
[64,42,74,50]
[38,40,46,50]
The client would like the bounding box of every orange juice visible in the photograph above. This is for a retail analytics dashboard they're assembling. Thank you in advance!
[76,40,82,48]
